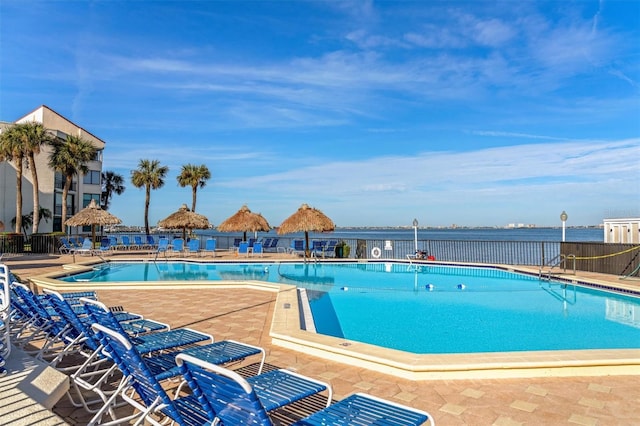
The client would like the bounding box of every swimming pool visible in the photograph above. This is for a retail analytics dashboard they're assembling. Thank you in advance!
[60,261,640,355]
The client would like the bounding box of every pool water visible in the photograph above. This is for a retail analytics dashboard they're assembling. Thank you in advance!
[61,261,640,354]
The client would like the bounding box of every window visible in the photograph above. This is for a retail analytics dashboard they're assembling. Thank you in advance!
[83,193,100,207]
[83,170,101,185]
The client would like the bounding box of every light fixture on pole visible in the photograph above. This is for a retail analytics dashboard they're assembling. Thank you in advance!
[413,218,418,253]
[560,211,568,242]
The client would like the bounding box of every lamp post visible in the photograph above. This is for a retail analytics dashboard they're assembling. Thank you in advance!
[413,218,418,253]
[560,211,568,242]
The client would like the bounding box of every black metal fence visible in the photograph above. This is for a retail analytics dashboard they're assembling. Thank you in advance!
[3,232,638,277]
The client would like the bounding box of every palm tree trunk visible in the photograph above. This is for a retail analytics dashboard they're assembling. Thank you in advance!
[192,186,197,212]
[15,161,23,233]
[144,185,151,235]
[62,175,72,227]
[29,154,40,234]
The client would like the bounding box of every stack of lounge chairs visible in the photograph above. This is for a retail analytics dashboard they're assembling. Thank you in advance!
[0,262,434,425]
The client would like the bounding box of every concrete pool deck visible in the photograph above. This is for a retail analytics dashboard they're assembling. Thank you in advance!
[4,251,640,425]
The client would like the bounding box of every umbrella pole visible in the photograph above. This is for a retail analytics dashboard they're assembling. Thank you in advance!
[92,225,96,249]
[304,231,310,258]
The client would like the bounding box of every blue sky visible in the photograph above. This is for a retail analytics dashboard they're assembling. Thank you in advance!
[1,0,639,228]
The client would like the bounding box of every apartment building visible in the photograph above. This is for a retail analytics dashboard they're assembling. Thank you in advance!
[0,105,105,233]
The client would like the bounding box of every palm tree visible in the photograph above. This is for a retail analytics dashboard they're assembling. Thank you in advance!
[131,159,169,235]
[14,122,54,234]
[48,135,97,227]
[0,125,26,233]
[176,164,211,212]
[101,170,126,210]
[12,207,52,237]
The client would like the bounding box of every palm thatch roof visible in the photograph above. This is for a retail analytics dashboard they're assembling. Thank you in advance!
[277,203,335,257]
[158,204,211,240]
[65,199,122,227]
[65,199,122,243]
[217,205,270,240]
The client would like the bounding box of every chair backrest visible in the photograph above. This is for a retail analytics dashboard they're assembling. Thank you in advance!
[100,237,110,249]
[205,239,216,251]
[122,235,131,246]
[109,236,118,246]
[176,353,272,425]
[233,238,242,248]
[238,242,249,254]
[134,236,144,246]
[172,238,184,251]
[252,242,263,254]
[146,235,156,246]
[82,297,130,339]
[248,238,256,248]
[293,240,304,250]
[13,284,67,335]
[81,238,93,250]
[91,323,182,421]
[188,239,200,252]
[157,238,169,252]
[44,290,100,351]
[325,240,338,251]
[268,238,279,249]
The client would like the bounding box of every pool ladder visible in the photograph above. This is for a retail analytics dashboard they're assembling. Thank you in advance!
[539,254,576,280]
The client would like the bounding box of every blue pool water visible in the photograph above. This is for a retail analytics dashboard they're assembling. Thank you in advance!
[61,261,640,354]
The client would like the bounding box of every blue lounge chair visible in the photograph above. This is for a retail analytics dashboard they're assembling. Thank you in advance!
[233,238,242,249]
[238,241,249,257]
[146,235,157,249]
[88,323,208,426]
[186,239,200,256]
[134,235,146,249]
[313,240,338,258]
[156,238,169,258]
[43,289,170,413]
[87,323,267,425]
[120,235,134,250]
[82,298,212,354]
[251,242,263,257]
[177,353,431,426]
[170,238,184,256]
[202,238,216,257]
[59,237,76,254]
[76,238,96,256]
[288,239,305,256]
[296,393,433,426]
[97,237,112,255]
[176,353,332,424]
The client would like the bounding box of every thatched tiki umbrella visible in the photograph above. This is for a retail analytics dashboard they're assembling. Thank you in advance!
[217,205,271,241]
[65,199,122,244]
[277,203,335,257]
[158,204,211,241]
